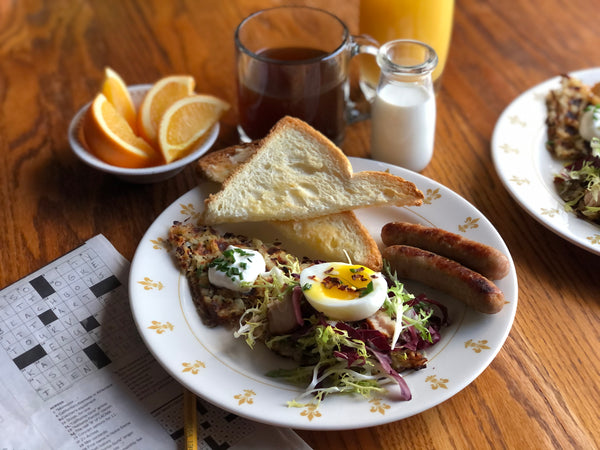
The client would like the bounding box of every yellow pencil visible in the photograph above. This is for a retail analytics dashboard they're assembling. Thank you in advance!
[183,388,197,450]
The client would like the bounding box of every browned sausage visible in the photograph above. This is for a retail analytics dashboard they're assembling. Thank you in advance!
[383,245,506,314]
[381,222,510,280]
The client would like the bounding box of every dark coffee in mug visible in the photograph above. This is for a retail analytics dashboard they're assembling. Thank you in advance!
[234,6,377,146]
[237,46,346,143]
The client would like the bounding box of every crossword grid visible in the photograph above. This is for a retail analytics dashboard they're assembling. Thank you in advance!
[0,247,125,400]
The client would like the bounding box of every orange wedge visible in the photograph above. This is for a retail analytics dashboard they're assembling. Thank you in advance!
[157,94,230,163]
[83,93,160,168]
[101,67,137,132]
[137,75,196,147]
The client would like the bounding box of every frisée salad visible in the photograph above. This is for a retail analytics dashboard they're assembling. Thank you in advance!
[554,137,600,224]
[224,253,449,407]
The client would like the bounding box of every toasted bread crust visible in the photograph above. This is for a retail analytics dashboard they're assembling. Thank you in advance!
[196,141,262,183]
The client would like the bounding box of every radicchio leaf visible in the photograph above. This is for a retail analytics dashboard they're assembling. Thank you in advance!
[369,347,412,401]
[334,321,391,353]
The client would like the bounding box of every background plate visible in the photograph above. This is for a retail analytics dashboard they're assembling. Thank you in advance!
[492,67,600,255]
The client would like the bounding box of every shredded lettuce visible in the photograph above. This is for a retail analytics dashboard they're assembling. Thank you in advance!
[381,262,438,350]
[555,140,600,222]
[266,322,388,407]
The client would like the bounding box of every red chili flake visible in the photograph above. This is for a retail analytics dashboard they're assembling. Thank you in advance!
[351,273,368,282]
[322,276,343,289]
[322,276,359,294]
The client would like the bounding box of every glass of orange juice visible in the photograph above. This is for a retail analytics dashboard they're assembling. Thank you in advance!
[359,0,454,97]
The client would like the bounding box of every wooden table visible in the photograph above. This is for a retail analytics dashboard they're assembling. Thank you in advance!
[1,0,599,448]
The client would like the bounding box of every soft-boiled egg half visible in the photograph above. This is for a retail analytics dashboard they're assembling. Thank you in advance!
[300,262,388,321]
[208,245,266,292]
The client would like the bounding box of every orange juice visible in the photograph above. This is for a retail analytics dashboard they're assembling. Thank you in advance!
[359,0,454,91]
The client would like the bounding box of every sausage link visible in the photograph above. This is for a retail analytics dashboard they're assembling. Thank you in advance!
[381,222,510,280]
[383,245,505,314]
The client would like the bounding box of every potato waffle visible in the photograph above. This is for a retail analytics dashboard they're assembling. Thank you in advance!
[546,75,600,160]
[167,221,312,328]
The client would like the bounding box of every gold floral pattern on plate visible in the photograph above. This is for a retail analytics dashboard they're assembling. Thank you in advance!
[464,339,491,353]
[179,202,201,220]
[587,234,600,245]
[423,188,442,205]
[148,320,174,334]
[150,237,168,250]
[540,207,560,218]
[234,389,256,405]
[426,375,449,390]
[138,277,164,291]
[369,398,391,415]
[182,360,206,375]
[300,404,322,421]
[499,143,519,154]
[509,175,530,186]
[458,216,479,233]
[508,115,526,127]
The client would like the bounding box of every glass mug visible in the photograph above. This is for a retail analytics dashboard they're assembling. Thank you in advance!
[234,6,376,145]
[359,0,454,97]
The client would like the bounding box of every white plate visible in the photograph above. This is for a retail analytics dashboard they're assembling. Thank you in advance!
[68,84,219,184]
[129,157,518,430]
[492,68,600,255]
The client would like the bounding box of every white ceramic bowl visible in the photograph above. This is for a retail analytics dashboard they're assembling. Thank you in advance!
[68,84,219,183]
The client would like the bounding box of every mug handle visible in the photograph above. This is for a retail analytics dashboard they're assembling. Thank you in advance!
[346,34,380,124]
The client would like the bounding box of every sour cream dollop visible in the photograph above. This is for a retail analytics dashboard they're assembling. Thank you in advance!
[579,107,600,141]
[208,245,266,292]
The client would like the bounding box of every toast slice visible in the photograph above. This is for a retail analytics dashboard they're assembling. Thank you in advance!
[197,141,383,270]
[201,116,423,225]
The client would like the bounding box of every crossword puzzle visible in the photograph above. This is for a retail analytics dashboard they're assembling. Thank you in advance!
[0,246,127,400]
[0,238,270,448]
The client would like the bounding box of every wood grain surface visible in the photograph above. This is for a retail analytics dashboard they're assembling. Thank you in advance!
[1,0,599,448]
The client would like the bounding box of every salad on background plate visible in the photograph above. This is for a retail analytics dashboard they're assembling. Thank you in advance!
[554,136,600,224]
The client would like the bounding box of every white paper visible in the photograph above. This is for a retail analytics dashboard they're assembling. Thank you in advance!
[0,235,310,449]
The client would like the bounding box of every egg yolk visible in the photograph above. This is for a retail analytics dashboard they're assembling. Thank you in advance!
[308,264,375,300]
